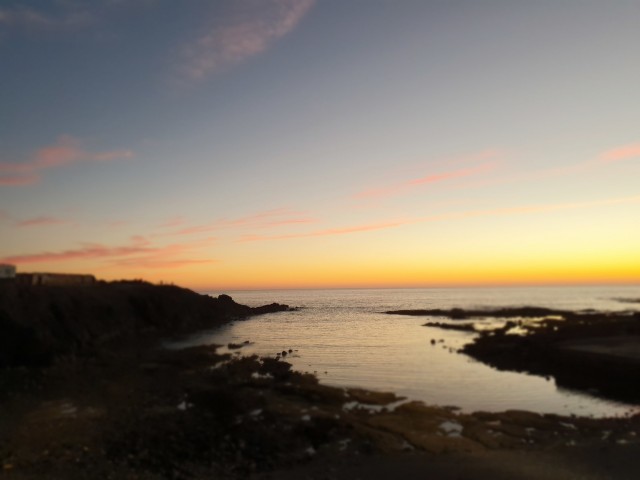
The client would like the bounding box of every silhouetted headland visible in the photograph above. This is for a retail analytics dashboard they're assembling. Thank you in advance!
[0,277,292,367]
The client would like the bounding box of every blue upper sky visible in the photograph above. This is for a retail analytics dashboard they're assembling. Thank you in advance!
[1,0,639,288]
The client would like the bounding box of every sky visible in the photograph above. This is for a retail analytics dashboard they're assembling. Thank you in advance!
[1,0,639,290]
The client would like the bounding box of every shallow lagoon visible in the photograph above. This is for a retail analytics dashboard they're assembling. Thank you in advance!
[168,286,640,417]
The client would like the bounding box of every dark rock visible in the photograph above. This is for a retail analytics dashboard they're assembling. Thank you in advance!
[424,322,476,333]
[462,307,640,403]
[251,302,293,315]
[387,306,569,319]
[0,281,290,368]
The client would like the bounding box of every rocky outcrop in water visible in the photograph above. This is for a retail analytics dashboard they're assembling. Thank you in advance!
[459,309,640,403]
[390,305,640,403]
[0,281,292,367]
[386,306,569,319]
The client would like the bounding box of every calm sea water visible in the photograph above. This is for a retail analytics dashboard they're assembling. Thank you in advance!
[168,286,640,417]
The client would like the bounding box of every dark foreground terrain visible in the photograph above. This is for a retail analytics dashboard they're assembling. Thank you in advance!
[0,281,290,368]
[1,285,639,479]
[1,342,640,480]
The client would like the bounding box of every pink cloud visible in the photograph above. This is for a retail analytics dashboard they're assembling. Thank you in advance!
[33,136,85,168]
[261,218,316,228]
[413,195,640,224]
[1,239,154,265]
[170,208,316,236]
[111,242,217,269]
[218,208,315,228]
[483,195,640,217]
[114,258,215,269]
[178,0,315,81]
[158,216,186,229]
[0,175,39,186]
[241,194,640,242]
[15,216,67,227]
[108,220,129,228]
[457,144,640,193]
[0,211,69,227]
[1,236,215,270]
[355,151,501,200]
[0,135,133,187]
[600,143,640,163]
[174,223,220,236]
[312,220,411,236]
[241,219,413,242]
[408,162,497,186]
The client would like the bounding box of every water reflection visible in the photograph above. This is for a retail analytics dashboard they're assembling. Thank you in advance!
[169,287,640,417]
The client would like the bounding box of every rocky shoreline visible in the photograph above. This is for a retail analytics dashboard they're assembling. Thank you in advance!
[387,306,640,404]
[2,341,640,479]
[2,287,640,478]
[0,281,292,368]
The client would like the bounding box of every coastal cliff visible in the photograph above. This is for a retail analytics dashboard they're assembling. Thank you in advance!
[0,281,290,367]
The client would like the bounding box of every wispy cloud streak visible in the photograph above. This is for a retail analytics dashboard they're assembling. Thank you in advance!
[417,195,640,223]
[408,163,496,186]
[169,208,316,236]
[0,135,133,187]
[0,175,38,186]
[355,151,500,199]
[429,143,640,193]
[178,0,314,81]
[242,195,640,242]
[15,216,67,227]
[600,143,640,163]
[0,211,69,227]
[1,236,216,270]
[241,219,413,242]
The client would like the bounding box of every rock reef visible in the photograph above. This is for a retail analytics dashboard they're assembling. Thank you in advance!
[462,309,640,403]
[389,306,640,404]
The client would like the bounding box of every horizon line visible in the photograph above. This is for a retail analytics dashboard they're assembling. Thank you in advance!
[195,281,640,293]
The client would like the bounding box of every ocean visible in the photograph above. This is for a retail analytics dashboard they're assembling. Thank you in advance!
[167,285,640,417]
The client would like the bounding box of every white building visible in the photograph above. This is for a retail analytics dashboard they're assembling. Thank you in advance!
[0,264,16,279]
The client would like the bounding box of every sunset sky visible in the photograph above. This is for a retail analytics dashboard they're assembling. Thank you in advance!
[1,0,639,290]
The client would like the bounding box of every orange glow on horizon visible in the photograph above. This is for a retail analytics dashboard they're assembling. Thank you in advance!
[107,253,640,292]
